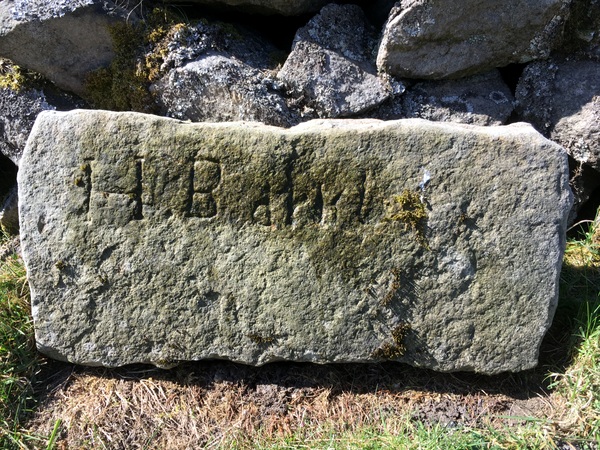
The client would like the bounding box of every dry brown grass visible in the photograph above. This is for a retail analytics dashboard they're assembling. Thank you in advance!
[25,360,560,449]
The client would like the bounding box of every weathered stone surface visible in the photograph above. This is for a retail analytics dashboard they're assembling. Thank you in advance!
[152,22,295,127]
[19,110,571,374]
[372,70,514,125]
[162,0,329,16]
[278,4,394,118]
[516,58,600,171]
[377,0,570,79]
[0,83,82,165]
[0,0,136,96]
[560,0,600,59]
[153,54,294,127]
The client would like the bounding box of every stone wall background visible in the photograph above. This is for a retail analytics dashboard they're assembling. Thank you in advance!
[0,0,598,231]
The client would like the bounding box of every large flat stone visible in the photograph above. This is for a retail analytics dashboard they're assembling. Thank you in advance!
[377,0,569,79]
[0,0,135,96]
[19,110,571,374]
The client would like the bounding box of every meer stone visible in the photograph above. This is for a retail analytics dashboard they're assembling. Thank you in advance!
[19,110,571,374]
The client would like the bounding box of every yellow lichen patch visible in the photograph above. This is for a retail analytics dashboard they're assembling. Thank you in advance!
[372,323,411,359]
[384,189,428,246]
[247,333,275,345]
[0,60,26,91]
[143,22,187,83]
[0,59,44,92]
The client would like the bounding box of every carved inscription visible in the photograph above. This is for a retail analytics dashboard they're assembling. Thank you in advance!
[74,152,370,228]
[189,159,220,218]
[251,159,293,228]
[291,169,368,228]
[73,157,144,226]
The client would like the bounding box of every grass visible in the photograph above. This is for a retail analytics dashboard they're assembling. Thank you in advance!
[549,219,600,445]
[0,216,599,448]
[0,234,46,449]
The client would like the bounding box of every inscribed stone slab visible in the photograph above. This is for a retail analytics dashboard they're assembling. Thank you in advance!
[19,110,572,374]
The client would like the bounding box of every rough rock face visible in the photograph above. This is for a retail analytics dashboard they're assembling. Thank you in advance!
[0,85,81,165]
[154,54,293,127]
[152,22,294,127]
[278,4,394,118]
[20,110,571,374]
[164,0,330,15]
[0,0,136,96]
[516,58,600,171]
[561,0,600,58]
[372,70,514,125]
[377,0,570,79]
[516,58,600,222]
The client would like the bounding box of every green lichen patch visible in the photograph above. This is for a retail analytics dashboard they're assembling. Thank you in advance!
[84,21,154,112]
[84,7,253,113]
[84,7,184,112]
[372,323,410,359]
[384,189,428,246]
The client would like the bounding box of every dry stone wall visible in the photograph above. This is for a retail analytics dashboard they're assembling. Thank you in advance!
[0,0,595,372]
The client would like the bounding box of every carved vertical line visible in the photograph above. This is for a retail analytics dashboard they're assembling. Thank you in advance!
[315,184,324,223]
[358,170,366,223]
[186,163,195,217]
[134,159,144,220]
[83,160,92,220]
[284,157,294,225]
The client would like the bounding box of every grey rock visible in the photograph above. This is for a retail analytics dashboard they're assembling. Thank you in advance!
[0,84,81,165]
[516,58,600,222]
[19,110,571,374]
[153,54,294,127]
[162,0,330,16]
[377,0,570,79]
[0,88,49,165]
[0,0,137,96]
[152,22,294,127]
[516,58,600,170]
[373,70,514,125]
[278,4,393,118]
[561,0,600,59]
[0,184,18,234]
[0,59,83,166]
[157,20,280,74]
